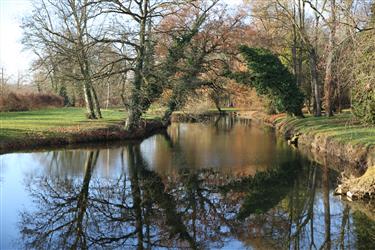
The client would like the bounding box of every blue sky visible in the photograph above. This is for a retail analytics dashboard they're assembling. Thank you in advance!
[0,0,243,81]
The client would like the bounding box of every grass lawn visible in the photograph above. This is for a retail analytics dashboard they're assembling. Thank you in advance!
[207,107,240,112]
[276,112,375,147]
[0,108,126,141]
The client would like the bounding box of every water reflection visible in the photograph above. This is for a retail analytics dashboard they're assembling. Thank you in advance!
[1,117,375,249]
[143,117,294,176]
[20,150,99,249]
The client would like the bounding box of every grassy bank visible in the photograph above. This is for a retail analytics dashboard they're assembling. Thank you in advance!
[0,108,125,141]
[0,108,164,153]
[270,112,375,169]
[238,110,375,168]
[275,112,375,148]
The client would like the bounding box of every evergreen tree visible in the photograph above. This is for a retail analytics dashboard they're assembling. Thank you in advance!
[59,85,70,106]
[232,46,304,116]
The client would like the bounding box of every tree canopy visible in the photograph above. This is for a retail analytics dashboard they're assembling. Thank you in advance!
[8,0,373,125]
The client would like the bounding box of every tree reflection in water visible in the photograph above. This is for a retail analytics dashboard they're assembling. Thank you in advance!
[20,141,375,249]
[20,150,99,249]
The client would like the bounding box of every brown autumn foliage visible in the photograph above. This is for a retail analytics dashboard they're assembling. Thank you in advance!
[0,91,64,112]
[177,82,266,113]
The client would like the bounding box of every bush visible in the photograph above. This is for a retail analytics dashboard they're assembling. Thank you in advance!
[0,92,64,112]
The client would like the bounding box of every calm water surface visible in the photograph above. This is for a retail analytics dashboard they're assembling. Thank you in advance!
[1,116,374,249]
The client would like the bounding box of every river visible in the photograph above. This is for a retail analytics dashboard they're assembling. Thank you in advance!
[1,116,374,249]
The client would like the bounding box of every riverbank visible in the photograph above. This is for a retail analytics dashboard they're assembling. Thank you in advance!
[2,108,374,172]
[239,110,375,200]
[0,108,166,154]
[239,110,375,170]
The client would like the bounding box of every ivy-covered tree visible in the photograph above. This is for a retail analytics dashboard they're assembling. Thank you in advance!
[231,46,304,116]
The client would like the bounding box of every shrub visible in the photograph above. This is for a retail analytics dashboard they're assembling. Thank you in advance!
[0,92,64,112]
[0,92,29,111]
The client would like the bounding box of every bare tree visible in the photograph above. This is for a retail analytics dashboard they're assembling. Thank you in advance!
[89,0,176,129]
[23,0,103,119]
[249,0,323,116]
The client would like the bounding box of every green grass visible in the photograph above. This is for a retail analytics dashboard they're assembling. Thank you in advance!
[207,107,240,112]
[0,108,126,141]
[276,112,375,147]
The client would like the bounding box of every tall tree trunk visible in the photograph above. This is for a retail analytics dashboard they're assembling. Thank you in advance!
[106,79,110,110]
[297,46,303,87]
[310,0,322,117]
[297,0,305,87]
[74,0,101,119]
[82,79,97,119]
[336,87,342,113]
[309,48,321,116]
[125,0,148,130]
[90,84,102,118]
[79,59,97,119]
[291,1,299,86]
[120,66,129,109]
[292,41,298,85]
[324,0,336,117]
[83,56,102,119]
